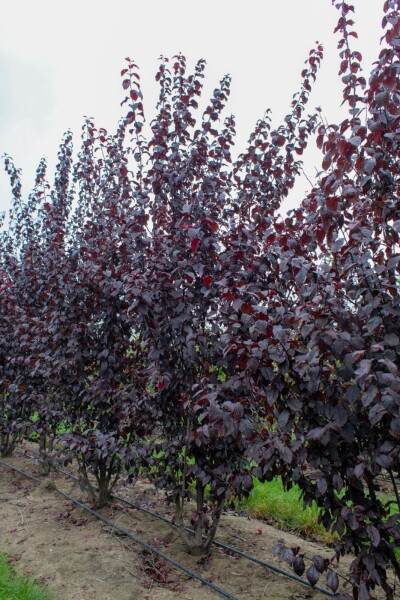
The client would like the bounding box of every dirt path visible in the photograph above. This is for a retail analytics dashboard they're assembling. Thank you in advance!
[0,453,347,600]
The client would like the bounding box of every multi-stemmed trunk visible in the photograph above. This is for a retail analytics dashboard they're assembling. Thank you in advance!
[175,481,224,556]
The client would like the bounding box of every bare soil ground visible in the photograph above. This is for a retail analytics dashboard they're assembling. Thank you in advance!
[0,451,352,600]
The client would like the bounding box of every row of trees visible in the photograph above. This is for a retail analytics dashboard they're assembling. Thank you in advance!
[1,1,399,597]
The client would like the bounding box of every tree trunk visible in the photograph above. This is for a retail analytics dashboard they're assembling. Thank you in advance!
[175,481,224,556]
[0,433,16,457]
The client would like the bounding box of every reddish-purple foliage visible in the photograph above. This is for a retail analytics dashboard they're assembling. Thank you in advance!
[0,1,399,596]
[220,2,400,597]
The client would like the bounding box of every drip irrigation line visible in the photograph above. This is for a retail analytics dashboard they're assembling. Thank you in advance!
[56,467,334,597]
[0,459,239,600]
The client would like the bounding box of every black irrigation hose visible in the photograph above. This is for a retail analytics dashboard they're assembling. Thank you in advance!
[0,459,239,600]
[56,467,334,597]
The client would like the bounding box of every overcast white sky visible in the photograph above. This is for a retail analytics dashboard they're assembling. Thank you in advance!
[0,0,383,215]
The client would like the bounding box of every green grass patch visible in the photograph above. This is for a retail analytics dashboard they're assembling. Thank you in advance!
[241,478,337,544]
[242,478,399,548]
[0,553,54,600]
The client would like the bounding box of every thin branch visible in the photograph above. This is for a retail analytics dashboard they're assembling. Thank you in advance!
[8,498,24,525]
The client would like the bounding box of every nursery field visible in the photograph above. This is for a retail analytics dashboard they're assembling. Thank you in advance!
[0,450,356,600]
[1,2,400,599]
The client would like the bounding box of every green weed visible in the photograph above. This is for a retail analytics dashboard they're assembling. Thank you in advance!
[241,478,337,544]
[0,553,54,600]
